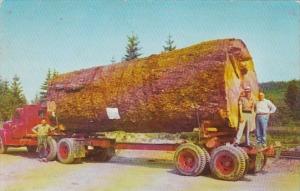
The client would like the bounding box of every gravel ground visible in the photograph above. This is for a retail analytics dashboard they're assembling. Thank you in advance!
[0,148,300,191]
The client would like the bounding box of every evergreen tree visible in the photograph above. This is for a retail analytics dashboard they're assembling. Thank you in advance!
[39,69,59,102]
[9,75,27,118]
[52,69,59,79]
[0,78,11,121]
[285,80,300,119]
[40,69,52,102]
[124,33,142,61]
[163,34,176,52]
[0,78,9,95]
[10,75,27,104]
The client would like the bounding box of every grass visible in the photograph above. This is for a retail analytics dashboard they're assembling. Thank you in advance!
[267,128,300,149]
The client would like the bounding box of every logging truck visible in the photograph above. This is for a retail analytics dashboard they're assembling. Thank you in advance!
[0,39,274,181]
[0,103,272,181]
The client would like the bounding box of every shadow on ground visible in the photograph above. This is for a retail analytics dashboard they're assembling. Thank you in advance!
[3,148,37,159]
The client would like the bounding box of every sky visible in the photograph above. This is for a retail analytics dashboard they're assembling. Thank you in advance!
[0,0,299,101]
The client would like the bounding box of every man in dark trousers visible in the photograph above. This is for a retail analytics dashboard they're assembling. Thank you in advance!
[32,119,56,161]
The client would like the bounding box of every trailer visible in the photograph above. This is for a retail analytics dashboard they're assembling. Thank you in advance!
[0,104,271,181]
[0,39,273,181]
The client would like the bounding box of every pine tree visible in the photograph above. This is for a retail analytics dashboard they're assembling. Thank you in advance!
[9,75,27,118]
[10,75,27,104]
[124,33,142,61]
[0,78,9,95]
[285,80,299,119]
[0,78,11,121]
[39,69,59,102]
[52,69,59,79]
[40,69,52,102]
[163,34,176,52]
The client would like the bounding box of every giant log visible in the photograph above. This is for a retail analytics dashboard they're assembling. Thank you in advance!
[47,38,259,133]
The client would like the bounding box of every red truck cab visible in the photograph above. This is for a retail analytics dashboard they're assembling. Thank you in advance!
[0,104,47,152]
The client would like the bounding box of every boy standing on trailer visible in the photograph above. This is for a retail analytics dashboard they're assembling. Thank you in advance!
[32,119,56,162]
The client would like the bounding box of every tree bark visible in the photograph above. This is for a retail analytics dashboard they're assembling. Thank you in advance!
[47,38,259,133]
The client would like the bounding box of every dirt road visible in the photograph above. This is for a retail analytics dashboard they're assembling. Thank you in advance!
[1,148,300,191]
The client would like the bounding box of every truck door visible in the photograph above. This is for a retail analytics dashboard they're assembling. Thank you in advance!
[11,109,26,139]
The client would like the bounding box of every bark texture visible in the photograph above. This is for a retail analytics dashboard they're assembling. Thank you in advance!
[47,38,259,133]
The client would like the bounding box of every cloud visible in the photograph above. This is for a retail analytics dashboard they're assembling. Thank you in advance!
[0,0,3,8]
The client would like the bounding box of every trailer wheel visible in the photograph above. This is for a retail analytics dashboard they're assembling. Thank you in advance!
[235,147,249,175]
[93,147,115,162]
[0,136,7,154]
[174,143,207,176]
[57,138,76,164]
[46,137,58,161]
[27,146,37,153]
[210,145,246,181]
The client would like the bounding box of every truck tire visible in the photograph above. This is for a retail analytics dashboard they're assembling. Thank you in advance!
[202,148,211,174]
[57,138,77,164]
[235,146,249,175]
[46,137,58,161]
[174,143,207,176]
[92,147,115,162]
[210,145,246,181]
[0,136,7,154]
[27,146,37,153]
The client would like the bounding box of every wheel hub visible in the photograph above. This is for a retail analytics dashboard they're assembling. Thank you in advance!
[178,149,196,172]
[216,154,235,175]
[59,143,69,159]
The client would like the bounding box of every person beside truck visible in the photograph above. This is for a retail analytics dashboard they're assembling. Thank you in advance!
[32,119,56,161]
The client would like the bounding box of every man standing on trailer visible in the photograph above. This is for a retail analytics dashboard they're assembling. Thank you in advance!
[234,86,256,146]
[32,119,56,162]
[255,92,276,147]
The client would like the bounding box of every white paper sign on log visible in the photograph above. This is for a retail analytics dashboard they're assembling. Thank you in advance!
[106,108,121,119]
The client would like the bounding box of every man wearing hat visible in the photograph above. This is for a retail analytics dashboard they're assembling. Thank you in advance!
[234,86,255,146]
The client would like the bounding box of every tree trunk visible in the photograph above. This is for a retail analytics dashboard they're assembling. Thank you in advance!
[47,38,259,133]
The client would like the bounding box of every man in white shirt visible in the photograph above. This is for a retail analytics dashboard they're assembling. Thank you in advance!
[255,92,276,147]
